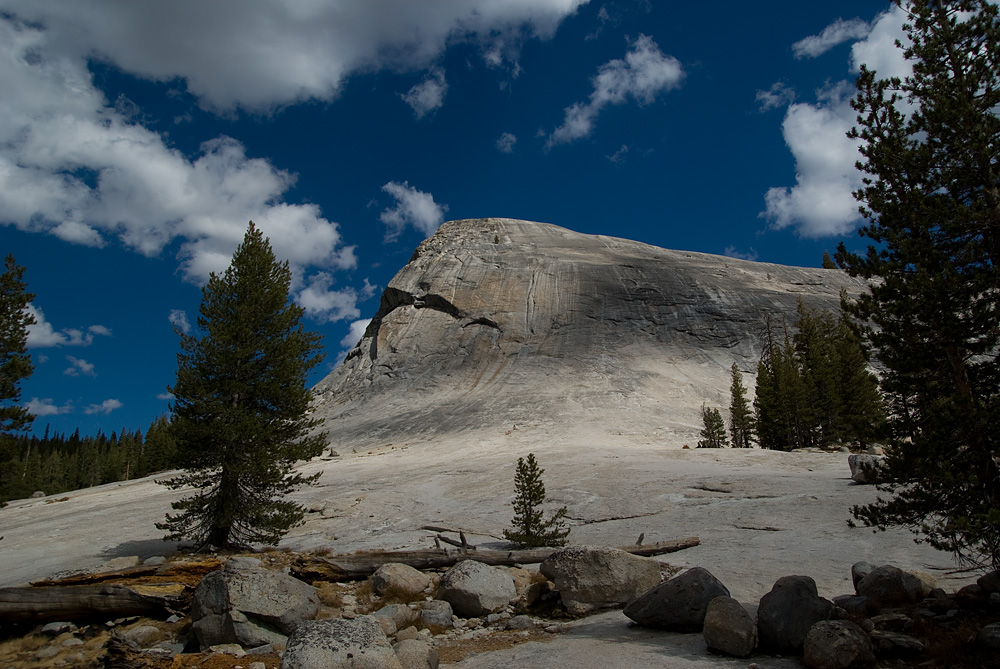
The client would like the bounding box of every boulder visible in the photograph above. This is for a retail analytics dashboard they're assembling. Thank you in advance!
[371,563,431,601]
[848,454,885,483]
[757,575,834,654]
[856,565,923,608]
[372,603,417,631]
[419,600,454,631]
[977,570,1000,594]
[803,620,876,669]
[280,616,401,669]
[437,560,516,618]
[977,622,1000,650]
[30,490,45,498]
[192,558,319,649]
[850,561,874,592]
[623,567,730,632]
[394,639,439,669]
[702,596,756,657]
[540,545,662,615]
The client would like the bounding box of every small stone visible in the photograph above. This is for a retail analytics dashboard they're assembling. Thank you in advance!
[978,622,1000,650]
[396,625,420,641]
[506,615,535,630]
[249,663,267,669]
[35,647,61,659]
[143,555,167,566]
[41,622,76,636]
[208,643,246,656]
[60,638,84,647]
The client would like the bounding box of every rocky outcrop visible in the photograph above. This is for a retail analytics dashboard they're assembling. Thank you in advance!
[192,557,319,650]
[540,545,662,615]
[622,567,730,631]
[312,218,866,445]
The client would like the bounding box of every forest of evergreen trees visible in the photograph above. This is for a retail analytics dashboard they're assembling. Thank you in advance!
[0,415,177,503]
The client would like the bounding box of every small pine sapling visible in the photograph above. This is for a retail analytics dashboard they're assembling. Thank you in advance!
[503,453,570,548]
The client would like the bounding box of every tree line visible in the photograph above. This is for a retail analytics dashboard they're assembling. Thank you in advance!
[699,299,885,451]
[0,416,177,503]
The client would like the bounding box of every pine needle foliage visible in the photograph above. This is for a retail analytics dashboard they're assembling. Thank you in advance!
[836,0,1000,569]
[698,405,729,448]
[0,255,35,503]
[503,453,569,548]
[728,363,756,448]
[157,223,327,549]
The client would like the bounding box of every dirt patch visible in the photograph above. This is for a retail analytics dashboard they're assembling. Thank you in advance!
[436,629,554,664]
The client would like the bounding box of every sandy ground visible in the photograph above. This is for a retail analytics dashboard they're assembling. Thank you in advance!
[0,426,977,666]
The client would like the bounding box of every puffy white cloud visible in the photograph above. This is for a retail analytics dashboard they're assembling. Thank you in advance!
[24,397,72,416]
[168,309,191,334]
[761,6,910,238]
[25,305,110,348]
[756,81,796,112]
[297,272,364,323]
[548,34,683,148]
[64,356,96,377]
[380,181,449,241]
[85,399,123,415]
[496,132,518,153]
[401,68,448,118]
[792,18,872,59]
[724,246,759,262]
[0,0,585,112]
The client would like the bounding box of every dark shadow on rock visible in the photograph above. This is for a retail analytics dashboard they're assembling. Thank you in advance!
[102,538,181,560]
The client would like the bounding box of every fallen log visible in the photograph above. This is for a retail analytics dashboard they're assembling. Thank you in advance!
[0,583,188,624]
[291,536,699,582]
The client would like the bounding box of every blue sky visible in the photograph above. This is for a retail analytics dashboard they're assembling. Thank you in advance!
[1,1,913,437]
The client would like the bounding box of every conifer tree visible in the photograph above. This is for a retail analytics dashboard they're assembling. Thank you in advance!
[158,223,327,549]
[503,453,569,548]
[837,0,1000,568]
[821,251,837,269]
[1,255,36,502]
[728,363,755,448]
[698,405,729,448]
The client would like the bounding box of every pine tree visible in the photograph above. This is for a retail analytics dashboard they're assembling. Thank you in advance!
[821,251,837,269]
[697,405,729,448]
[157,223,327,549]
[837,0,1000,567]
[728,363,755,448]
[502,453,569,548]
[0,255,36,502]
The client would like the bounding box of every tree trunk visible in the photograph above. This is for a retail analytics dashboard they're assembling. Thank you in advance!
[0,583,187,624]
[291,536,700,582]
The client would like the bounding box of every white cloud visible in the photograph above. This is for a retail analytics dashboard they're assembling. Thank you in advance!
[724,246,759,262]
[401,68,448,118]
[548,34,683,148]
[607,144,629,165]
[297,272,364,323]
[756,81,796,112]
[496,132,518,153]
[64,356,96,377]
[156,392,174,401]
[761,6,910,238]
[24,397,71,416]
[25,305,110,348]
[85,399,123,415]
[168,309,191,334]
[792,18,872,59]
[380,181,449,241]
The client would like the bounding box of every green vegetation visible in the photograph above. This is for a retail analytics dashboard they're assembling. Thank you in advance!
[503,453,570,548]
[158,222,327,549]
[754,302,884,451]
[728,363,755,448]
[836,0,1000,568]
[0,255,36,502]
[697,405,729,448]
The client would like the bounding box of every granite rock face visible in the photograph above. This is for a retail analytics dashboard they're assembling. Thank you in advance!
[312,218,865,444]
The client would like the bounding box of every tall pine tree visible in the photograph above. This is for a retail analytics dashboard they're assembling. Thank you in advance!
[728,363,755,448]
[1,255,36,502]
[503,453,569,548]
[158,223,327,549]
[837,0,1000,568]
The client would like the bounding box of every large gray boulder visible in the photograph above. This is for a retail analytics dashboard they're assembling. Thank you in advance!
[702,596,756,657]
[192,558,319,649]
[803,620,876,669]
[757,575,834,654]
[540,545,662,616]
[437,560,516,618]
[280,616,401,669]
[848,454,885,483]
[622,567,730,632]
[856,565,923,608]
[394,639,439,669]
[370,563,431,601]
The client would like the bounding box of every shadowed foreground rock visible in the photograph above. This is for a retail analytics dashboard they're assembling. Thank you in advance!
[280,616,401,669]
[540,545,662,615]
[623,567,730,631]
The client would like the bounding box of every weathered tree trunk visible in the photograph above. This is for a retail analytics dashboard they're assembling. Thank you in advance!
[291,536,700,582]
[0,583,187,624]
